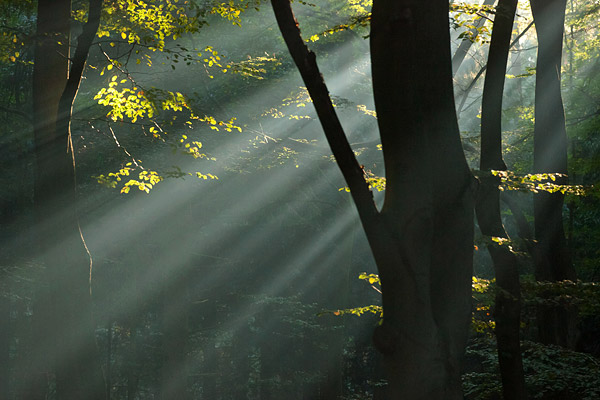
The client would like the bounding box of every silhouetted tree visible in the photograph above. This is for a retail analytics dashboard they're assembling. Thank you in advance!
[530,0,578,348]
[476,0,527,397]
[272,1,475,398]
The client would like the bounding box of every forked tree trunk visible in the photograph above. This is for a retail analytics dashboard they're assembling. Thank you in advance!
[272,1,474,398]
[476,0,527,398]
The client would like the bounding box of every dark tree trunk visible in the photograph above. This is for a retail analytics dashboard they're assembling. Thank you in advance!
[272,1,474,398]
[530,0,573,281]
[29,1,105,399]
[475,0,527,398]
[530,0,578,349]
[370,3,474,398]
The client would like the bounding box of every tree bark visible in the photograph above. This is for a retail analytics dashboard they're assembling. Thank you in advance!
[476,1,528,398]
[530,0,578,348]
[272,1,474,398]
[530,0,573,281]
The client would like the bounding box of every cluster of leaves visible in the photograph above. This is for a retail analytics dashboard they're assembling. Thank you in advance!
[81,0,276,194]
[474,235,532,258]
[226,53,282,80]
[491,170,592,196]
[449,2,495,44]
[339,170,385,193]
[0,32,23,64]
[566,2,600,66]
[471,277,496,335]
[298,0,499,45]
[324,273,500,337]
[94,76,156,123]
[0,1,34,66]
[95,160,219,194]
[319,272,382,319]
[85,0,261,50]
[356,104,376,118]
[262,87,313,120]
[337,168,597,200]
[94,162,163,193]
[305,0,371,42]
[176,134,213,159]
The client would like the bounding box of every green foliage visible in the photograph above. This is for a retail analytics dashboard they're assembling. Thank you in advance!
[463,338,600,400]
[339,170,385,193]
[320,272,382,319]
[94,77,156,123]
[93,162,164,193]
[491,170,591,195]
[449,2,494,44]
[322,304,383,318]
[471,277,496,335]
[87,0,261,47]
[521,279,600,317]
[358,272,380,286]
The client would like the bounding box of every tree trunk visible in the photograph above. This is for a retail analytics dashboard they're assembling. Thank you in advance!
[476,0,527,398]
[272,1,474,398]
[30,1,105,399]
[530,0,578,349]
[531,0,573,281]
[370,2,474,398]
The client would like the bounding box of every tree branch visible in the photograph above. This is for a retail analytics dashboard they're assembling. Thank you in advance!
[271,0,379,221]
[457,20,534,117]
[57,0,103,170]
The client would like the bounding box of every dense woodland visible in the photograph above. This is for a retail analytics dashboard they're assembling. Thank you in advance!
[0,0,599,399]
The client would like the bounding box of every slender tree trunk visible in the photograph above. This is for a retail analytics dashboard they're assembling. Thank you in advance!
[476,1,527,398]
[530,0,578,348]
[530,0,572,281]
[272,1,474,398]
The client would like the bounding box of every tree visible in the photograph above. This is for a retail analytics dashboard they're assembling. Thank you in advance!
[530,0,578,348]
[272,0,474,398]
[475,0,526,397]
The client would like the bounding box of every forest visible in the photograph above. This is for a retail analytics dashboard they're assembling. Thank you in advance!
[0,0,599,399]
